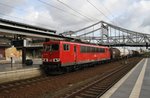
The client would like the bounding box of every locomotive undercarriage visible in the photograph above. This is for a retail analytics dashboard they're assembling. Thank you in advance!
[41,60,110,75]
[40,62,63,75]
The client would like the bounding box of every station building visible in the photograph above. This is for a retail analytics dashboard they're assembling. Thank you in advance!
[0,36,45,61]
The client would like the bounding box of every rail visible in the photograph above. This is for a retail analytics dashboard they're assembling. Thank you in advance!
[60,62,136,98]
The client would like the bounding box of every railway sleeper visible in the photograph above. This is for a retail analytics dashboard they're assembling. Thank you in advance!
[80,93,97,98]
[92,88,106,92]
[21,81,27,84]
[8,84,14,87]
[0,85,7,89]
[84,90,99,95]
[3,90,9,93]
[14,82,21,86]
[88,88,103,92]
[11,88,17,91]
[75,96,84,98]
[92,86,106,89]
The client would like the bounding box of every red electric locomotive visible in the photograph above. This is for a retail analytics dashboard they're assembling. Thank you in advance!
[41,40,111,74]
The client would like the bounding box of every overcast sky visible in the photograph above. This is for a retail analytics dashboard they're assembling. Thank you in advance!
[0,0,149,34]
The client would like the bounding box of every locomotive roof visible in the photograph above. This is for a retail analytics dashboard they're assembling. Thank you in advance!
[44,40,109,48]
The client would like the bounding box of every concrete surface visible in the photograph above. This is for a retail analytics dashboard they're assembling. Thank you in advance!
[100,58,150,98]
[0,59,42,84]
[0,59,42,72]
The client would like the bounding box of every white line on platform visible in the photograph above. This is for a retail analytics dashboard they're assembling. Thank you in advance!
[100,59,144,98]
[129,58,148,98]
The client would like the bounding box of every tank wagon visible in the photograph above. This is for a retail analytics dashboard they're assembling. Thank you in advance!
[109,48,120,60]
[132,50,140,56]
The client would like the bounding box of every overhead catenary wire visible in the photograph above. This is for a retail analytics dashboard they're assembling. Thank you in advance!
[100,2,122,26]
[1,0,120,33]
[87,0,122,26]
[0,0,98,29]
[0,0,99,34]
[0,1,90,31]
[0,2,55,25]
[38,0,93,22]
[86,0,115,24]
[87,0,121,25]
[0,3,58,29]
[57,0,99,21]
[0,2,17,11]
[99,2,115,20]
[0,2,92,32]
[0,1,82,22]
[0,12,54,29]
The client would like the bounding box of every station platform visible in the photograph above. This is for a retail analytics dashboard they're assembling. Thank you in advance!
[0,59,42,72]
[0,59,42,83]
[101,58,150,98]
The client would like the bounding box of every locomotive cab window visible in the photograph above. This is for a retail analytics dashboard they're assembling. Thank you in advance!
[63,44,70,51]
[51,44,59,51]
[43,44,59,51]
[43,45,50,51]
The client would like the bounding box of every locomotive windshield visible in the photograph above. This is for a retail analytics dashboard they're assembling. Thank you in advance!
[44,44,59,51]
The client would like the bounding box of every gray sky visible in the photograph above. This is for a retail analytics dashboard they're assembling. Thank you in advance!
[0,0,149,34]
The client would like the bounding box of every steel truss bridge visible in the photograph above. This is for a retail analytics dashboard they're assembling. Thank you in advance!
[0,18,150,63]
[61,21,150,47]
[0,18,150,47]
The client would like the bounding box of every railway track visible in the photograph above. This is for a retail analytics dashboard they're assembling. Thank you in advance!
[59,62,135,98]
[0,76,48,93]
[0,57,142,98]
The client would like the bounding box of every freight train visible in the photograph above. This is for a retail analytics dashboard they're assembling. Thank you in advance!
[41,40,141,74]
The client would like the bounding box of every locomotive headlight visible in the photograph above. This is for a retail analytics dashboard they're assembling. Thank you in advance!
[42,58,45,62]
[46,59,48,62]
[43,58,48,62]
[53,58,60,62]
